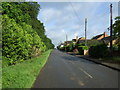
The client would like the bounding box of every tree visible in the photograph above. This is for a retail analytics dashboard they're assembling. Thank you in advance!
[112,16,120,45]
[2,2,54,66]
[113,16,120,37]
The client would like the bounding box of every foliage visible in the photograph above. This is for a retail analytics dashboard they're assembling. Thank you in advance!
[112,16,120,46]
[2,2,54,66]
[78,46,88,55]
[2,15,32,65]
[67,43,75,52]
[112,16,120,37]
[87,40,104,48]
[112,45,118,51]
[2,50,52,88]
[89,44,108,58]
[57,45,65,51]
[77,43,86,46]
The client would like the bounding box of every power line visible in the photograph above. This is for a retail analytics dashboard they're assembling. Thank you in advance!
[68,1,81,23]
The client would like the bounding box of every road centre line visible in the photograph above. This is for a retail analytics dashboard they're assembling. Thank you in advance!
[68,60,93,78]
[79,67,93,78]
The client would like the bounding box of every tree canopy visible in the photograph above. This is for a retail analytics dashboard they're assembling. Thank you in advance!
[2,2,54,66]
[112,16,120,45]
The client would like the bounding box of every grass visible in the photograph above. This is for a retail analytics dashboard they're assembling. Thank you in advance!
[2,49,52,88]
[102,56,120,64]
[0,60,2,89]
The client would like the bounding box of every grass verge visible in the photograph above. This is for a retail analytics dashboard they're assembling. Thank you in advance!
[2,49,52,88]
[102,56,120,64]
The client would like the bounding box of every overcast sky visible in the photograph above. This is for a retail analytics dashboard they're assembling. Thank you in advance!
[37,2,118,47]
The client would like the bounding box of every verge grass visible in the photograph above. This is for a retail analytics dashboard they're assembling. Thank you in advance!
[2,49,52,88]
[102,56,120,64]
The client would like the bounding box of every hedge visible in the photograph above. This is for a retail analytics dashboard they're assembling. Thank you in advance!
[78,46,88,55]
[89,44,108,58]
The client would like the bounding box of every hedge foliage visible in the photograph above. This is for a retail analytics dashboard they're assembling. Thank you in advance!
[2,2,54,66]
[78,46,88,55]
[89,44,108,58]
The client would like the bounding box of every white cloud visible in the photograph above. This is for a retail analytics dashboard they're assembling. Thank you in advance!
[38,8,62,23]
[38,2,118,47]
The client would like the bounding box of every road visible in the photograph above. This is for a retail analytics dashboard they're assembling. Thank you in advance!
[33,49,119,88]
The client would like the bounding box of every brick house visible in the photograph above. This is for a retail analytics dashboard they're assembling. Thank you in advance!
[92,32,108,40]
[92,32,117,46]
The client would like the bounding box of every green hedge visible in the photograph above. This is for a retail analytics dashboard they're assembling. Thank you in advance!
[2,15,46,66]
[78,46,88,55]
[89,44,108,58]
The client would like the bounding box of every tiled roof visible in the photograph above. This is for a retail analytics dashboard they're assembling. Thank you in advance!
[92,34,103,39]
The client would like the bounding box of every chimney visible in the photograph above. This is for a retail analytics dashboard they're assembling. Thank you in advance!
[76,36,78,42]
[104,32,107,38]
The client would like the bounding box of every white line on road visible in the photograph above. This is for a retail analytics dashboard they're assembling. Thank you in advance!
[79,68,93,78]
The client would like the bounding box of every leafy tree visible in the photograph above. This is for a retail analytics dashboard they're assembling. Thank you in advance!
[2,15,32,65]
[113,16,120,37]
[112,16,120,46]
[2,2,54,66]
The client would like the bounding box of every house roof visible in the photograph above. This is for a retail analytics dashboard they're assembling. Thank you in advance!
[92,34,103,39]
[64,41,73,44]
[101,36,116,44]
[78,37,85,40]
[72,39,76,42]
[77,39,91,44]
[101,36,111,41]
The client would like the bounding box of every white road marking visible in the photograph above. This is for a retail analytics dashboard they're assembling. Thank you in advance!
[79,68,93,78]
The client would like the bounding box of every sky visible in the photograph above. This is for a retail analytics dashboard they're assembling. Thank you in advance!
[36,2,119,47]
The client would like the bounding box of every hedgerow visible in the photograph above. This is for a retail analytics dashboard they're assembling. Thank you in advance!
[2,2,54,66]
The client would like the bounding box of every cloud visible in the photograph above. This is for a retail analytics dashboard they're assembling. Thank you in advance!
[38,8,62,23]
[37,2,118,47]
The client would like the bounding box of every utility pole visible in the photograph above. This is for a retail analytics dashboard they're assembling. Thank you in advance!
[65,34,68,52]
[110,4,113,51]
[85,18,87,46]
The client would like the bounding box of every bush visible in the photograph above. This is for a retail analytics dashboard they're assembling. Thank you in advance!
[112,45,118,51]
[65,43,76,52]
[87,40,104,48]
[118,45,120,52]
[2,15,47,65]
[89,44,108,58]
[78,46,88,55]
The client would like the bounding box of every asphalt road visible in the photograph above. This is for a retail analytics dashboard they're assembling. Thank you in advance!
[33,49,119,88]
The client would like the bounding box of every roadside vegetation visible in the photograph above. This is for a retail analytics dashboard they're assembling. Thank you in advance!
[2,50,52,88]
[2,2,54,88]
[2,2,54,66]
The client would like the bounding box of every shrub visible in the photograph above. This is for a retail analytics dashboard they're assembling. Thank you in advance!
[89,44,108,58]
[87,40,104,48]
[2,15,47,65]
[118,45,120,52]
[78,46,88,55]
[65,43,76,52]
[112,45,118,51]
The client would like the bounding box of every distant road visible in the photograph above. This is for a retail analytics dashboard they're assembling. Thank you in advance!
[33,49,119,88]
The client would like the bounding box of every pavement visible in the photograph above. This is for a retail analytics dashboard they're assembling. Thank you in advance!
[32,49,119,88]
[67,52,120,71]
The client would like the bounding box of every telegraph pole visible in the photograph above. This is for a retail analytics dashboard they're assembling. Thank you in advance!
[85,18,87,46]
[65,34,68,52]
[110,4,113,51]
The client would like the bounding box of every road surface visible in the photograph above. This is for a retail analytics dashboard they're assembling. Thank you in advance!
[33,49,119,88]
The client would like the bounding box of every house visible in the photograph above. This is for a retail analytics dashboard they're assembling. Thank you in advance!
[72,36,78,44]
[92,32,108,40]
[101,36,117,47]
[59,43,64,48]
[64,41,73,46]
[92,32,117,47]
[72,36,87,44]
